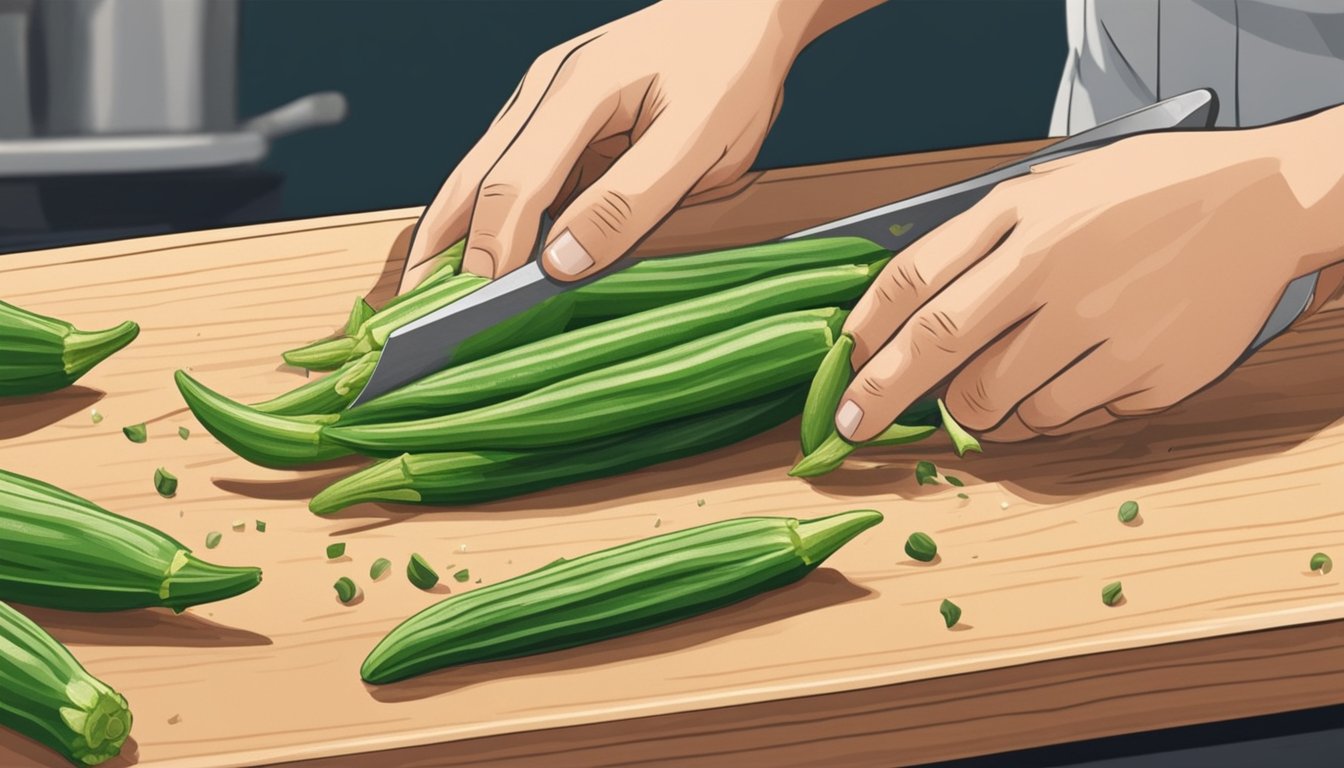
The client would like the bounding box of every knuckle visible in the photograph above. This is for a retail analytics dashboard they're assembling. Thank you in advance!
[581,188,636,238]
[877,259,929,303]
[477,180,521,207]
[945,376,1007,431]
[854,373,890,400]
[907,309,962,356]
[465,231,505,265]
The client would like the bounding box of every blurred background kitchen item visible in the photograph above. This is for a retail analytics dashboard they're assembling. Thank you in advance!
[0,0,346,251]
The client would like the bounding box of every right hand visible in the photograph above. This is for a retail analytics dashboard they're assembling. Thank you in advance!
[399,0,880,292]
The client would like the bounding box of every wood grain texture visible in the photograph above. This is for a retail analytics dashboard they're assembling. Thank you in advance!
[0,140,1340,768]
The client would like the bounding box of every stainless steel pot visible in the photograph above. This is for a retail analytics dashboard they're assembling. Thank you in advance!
[0,0,32,138]
[37,0,240,136]
[0,0,345,177]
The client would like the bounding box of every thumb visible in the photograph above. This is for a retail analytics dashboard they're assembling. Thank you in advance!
[542,115,717,281]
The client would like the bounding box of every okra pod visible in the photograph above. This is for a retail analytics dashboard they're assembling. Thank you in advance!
[325,308,845,455]
[568,237,887,319]
[281,335,356,372]
[0,601,132,765]
[0,469,262,611]
[251,351,379,415]
[361,509,882,683]
[310,389,807,513]
[176,371,343,468]
[242,292,576,420]
[344,297,375,336]
[352,273,490,354]
[282,239,466,368]
[800,332,854,454]
[339,261,887,426]
[0,301,139,396]
[788,401,943,478]
[380,239,466,312]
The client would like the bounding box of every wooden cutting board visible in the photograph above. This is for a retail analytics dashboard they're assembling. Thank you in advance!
[0,140,1341,768]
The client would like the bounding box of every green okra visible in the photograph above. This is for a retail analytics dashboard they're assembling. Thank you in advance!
[362,510,883,683]
[344,297,376,336]
[340,261,886,426]
[310,389,806,513]
[281,335,358,372]
[249,353,376,416]
[568,237,888,319]
[0,469,260,612]
[175,371,344,469]
[0,600,132,765]
[334,577,358,604]
[914,461,938,485]
[271,291,574,409]
[800,332,855,455]
[788,401,943,478]
[381,239,467,312]
[939,599,961,628]
[153,467,177,498]
[0,300,140,397]
[938,398,982,456]
[370,558,391,580]
[325,309,843,456]
[905,532,937,562]
[1102,581,1124,606]
[1118,500,1140,523]
[281,238,463,371]
[407,554,438,589]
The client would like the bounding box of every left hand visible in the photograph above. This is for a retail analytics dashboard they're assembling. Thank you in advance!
[835,116,1344,443]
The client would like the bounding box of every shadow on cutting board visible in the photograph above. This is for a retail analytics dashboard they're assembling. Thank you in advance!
[0,386,103,439]
[14,605,271,648]
[366,567,872,702]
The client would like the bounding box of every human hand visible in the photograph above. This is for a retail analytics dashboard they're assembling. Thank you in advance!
[400,0,882,292]
[837,111,1344,444]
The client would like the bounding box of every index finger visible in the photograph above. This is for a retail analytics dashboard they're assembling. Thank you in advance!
[836,241,1034,442]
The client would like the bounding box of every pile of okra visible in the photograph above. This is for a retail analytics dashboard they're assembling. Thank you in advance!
[178,236,976,513]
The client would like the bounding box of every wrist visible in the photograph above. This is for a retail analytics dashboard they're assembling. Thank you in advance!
[1272,105,1344,276]
[772,0,885,53]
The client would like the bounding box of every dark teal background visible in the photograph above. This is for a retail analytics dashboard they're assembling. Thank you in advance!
[237,0,1067,219]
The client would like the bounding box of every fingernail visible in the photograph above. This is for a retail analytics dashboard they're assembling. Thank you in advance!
[836,400,863,438]
[545,230,594,276]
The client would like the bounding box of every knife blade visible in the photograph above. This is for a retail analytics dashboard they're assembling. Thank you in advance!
[355,87,1292,408]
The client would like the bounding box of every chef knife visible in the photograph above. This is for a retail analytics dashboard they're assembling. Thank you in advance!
[351,87,1307,407]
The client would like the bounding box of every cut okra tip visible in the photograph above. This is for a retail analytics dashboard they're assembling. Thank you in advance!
[153,467,177,498]
[407,553,438,590]
[1101,581,1125,607]
[904,532,938,563]
[334,577,359,605]
[1117,500,1140,524]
